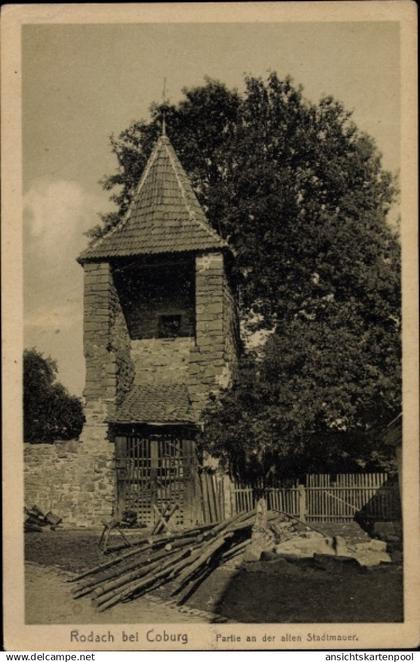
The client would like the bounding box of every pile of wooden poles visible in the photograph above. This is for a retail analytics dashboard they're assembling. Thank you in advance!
[69,509,281,612]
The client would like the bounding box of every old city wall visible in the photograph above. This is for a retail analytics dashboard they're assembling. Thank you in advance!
[188,252,239,420]
[129,253,239,407]
[24,253,240,527]
[24,440,114,527]
[223,271,240,383]
[83,261,134,430]
[131,337,193,385]
[24,261,135,528]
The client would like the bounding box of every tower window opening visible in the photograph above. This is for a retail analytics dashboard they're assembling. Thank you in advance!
[158,314,182,338]
[113,256,195,340]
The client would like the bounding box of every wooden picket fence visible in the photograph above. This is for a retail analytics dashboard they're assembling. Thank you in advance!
[199,470,226,524]
[228,473,401,523]
[232,481,301,518]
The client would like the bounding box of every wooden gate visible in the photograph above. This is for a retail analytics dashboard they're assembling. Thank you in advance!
[115,430,199,529]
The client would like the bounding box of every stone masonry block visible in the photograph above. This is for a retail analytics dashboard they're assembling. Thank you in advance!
[197,321,223,335]
[196,252,224,273]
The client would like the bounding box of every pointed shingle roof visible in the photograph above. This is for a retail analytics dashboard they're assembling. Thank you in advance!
[79,135,226,262]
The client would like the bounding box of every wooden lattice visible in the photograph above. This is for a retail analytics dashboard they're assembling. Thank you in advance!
[115,432,199,529]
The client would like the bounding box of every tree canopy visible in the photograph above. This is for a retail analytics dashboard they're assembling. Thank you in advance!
[24,348,85,443]
[94,73,401,480]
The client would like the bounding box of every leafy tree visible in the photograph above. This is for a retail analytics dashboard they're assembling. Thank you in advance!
[200,332,399,483]
[94,73,400,479]
[24,348,85,442]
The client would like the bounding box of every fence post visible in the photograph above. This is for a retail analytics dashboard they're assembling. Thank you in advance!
[298,484,306,522]
[223,474,233,519]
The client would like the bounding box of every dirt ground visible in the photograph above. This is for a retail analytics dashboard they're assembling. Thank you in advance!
[26,563,212,624]
[183,558,403,623]
[25,525,403,624]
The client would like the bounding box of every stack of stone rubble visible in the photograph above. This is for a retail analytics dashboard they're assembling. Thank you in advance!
[235,500,393,568]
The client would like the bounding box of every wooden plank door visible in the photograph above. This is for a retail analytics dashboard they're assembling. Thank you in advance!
[115,431,199,529]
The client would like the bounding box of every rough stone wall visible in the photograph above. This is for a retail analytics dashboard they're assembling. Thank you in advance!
[40,251,239,527]
[83,262,114,405]
[24,441,114,527]
[61,261,135,525]
[222,275,240,384]
[131,338,193,385]
[109,275,135,409]
[82,254,237,424]
[83,261,134,426]
[188,252,239,419]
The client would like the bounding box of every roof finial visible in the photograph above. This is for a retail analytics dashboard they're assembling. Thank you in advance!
[161,77,168,136]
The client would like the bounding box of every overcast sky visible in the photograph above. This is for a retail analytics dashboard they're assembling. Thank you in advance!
[22,22,400,395]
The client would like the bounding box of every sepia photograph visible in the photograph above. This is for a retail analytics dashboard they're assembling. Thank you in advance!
[2,1,418,652]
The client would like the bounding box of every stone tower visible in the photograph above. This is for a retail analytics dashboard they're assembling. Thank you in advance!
[77,132,239,527]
